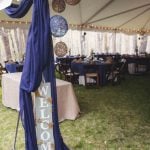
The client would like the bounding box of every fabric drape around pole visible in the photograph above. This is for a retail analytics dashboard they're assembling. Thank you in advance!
[5,0,68,149]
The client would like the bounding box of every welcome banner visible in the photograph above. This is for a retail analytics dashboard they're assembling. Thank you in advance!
[34,82,54,150]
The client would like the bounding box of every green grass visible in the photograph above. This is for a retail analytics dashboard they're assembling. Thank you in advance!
[0,88,25,149]
[0,74,150,149]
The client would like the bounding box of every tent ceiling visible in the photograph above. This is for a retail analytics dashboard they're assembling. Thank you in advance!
[0,0,150,33]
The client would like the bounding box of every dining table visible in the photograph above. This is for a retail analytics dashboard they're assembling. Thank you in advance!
[5,62,23,73]
[71,61,112,86]
[123,56,150,74]
[2,73,80,122]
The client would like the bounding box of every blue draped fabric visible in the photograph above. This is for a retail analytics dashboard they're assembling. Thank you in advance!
[5,0,68,149]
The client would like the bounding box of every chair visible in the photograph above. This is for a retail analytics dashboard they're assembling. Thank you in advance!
[56,63,79,84]
[83,64,99,87]
[0,63,7,81]
[16,64,23,72]
[0,64,7,74]
[106,59,126,85]
[55,63,69,79]
[65,70,79,84]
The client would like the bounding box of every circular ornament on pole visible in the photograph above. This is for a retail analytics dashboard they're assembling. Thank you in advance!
[52,0,66,13]
[65,0,81,5]
[54,41,68,57]
[50,15,68,37]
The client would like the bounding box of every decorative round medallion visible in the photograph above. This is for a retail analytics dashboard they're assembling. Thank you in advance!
[65,0,81,5]
[52,0,66,13]
[54,42,68,57]
[50,15,68,37]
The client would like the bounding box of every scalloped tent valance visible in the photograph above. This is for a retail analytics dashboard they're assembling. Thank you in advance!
[0,0,150,34]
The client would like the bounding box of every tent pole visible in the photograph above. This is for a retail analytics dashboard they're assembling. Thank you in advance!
[78,2,85,55]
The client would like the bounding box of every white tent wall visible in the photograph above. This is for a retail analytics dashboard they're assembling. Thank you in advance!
[146,36,150,52]
[0,0,150,64]
[53,29,150,56]
[0,26,150,64]
[0,26,28,65]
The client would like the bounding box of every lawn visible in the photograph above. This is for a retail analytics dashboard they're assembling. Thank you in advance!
[0,74,150,149]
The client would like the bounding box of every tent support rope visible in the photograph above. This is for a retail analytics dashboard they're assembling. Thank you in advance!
[142,15,150,30]
[117,8,150,28]
[83,0,115,25]
[87,3,150,24]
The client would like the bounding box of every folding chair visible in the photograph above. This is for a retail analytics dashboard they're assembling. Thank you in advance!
[83,64,100,87]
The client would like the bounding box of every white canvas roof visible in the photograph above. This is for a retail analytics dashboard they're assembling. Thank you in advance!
[0,0,150,34]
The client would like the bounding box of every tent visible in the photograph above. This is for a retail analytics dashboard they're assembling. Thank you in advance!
[0,0,150,34]
[0,0,150,62]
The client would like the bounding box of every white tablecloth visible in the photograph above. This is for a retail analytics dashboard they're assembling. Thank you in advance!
[2,73,80,122]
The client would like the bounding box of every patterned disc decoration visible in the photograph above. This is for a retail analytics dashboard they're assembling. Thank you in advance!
[54,41,68,57]
[65,0,81,5]
[52,0,66,13]
[50,15,68,37]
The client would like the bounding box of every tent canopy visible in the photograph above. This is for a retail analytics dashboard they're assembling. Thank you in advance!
[0,0,150,33]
